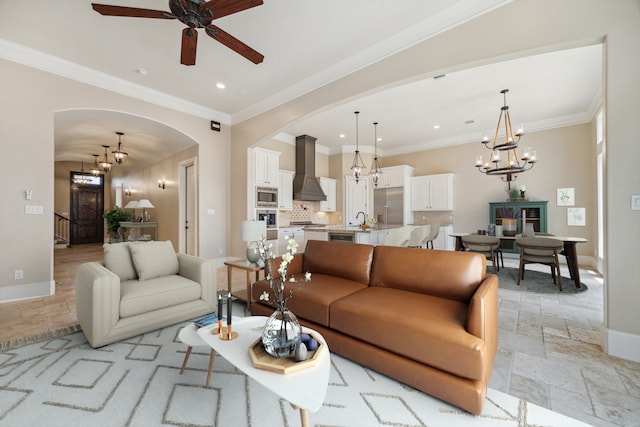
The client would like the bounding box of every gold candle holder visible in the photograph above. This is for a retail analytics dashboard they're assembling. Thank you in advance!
[219,324,239,341]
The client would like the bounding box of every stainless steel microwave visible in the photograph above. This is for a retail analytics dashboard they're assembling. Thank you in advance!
[256,186,278,208]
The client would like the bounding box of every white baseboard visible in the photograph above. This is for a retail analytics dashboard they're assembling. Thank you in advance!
[602,328,640,363]
[0,280,55,304]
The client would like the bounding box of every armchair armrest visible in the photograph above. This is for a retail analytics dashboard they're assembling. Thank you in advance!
[177,253,217,305]
[466,274,498,340]
[75,262,122,347]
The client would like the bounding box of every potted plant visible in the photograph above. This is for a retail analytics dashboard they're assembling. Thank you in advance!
[103,207,132,243]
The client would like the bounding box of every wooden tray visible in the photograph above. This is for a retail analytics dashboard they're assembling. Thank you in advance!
[248,333,323,374]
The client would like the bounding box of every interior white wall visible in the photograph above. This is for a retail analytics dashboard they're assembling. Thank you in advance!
[0,58,230,302]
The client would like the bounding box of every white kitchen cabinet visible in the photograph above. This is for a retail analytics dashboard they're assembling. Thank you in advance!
[410,173,454,211]
[376,165,412,188]
[345,176,371,226]
[319,177,336,212]
[254,148,279,186]
[355,232,371,245]
[303,230,328,251]
[278,170,294,210]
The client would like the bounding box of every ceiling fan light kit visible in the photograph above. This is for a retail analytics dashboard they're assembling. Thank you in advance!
[474,89,537,188]
[91,0,264,66]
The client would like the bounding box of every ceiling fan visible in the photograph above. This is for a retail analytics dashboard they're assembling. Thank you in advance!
[91,0,264,65]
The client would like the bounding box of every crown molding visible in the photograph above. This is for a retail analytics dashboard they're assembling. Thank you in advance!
[0,39,230,124]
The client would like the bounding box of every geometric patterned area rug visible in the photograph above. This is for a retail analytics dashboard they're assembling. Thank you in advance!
[496,267,588,294]
[1,321,590,426]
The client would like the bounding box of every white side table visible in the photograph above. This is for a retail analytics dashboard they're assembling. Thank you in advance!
[178,323,217,388]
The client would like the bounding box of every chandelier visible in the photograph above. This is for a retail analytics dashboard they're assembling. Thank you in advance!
[90,154,102,176]
[111,131,128,165]
[370,122,383,187]
[99,145,113,173]
[350,111,366,183]
[474,89,537,187]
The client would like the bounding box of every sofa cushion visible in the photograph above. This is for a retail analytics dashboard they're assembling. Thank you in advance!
[370,246,486,303]
[129,240,179,281]
[303,240,374,285]
[120,275,201,318]
[252,273,367,326]
[103,242,137,281]
[329,287,487,381]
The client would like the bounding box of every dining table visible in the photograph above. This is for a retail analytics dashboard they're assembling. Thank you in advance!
[451,232,588,288]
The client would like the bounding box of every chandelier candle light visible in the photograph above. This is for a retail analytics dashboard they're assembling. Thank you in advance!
[350,111,366,183]
[475,89,537,189]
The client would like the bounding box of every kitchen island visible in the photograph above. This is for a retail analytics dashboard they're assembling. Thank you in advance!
[303,224,401,247]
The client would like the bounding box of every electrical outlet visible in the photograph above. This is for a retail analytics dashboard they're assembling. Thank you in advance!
[14,270,23,280]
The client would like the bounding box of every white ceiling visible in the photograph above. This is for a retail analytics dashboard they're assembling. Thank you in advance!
[0,0,602,170]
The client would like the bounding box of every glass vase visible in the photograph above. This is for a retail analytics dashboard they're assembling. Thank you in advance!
[262,307,301,358]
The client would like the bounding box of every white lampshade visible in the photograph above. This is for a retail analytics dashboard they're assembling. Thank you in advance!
[124,200,139,209]
[137,199,154,209]
[241,220,267,242]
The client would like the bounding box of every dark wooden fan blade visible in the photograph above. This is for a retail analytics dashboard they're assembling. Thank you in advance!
[181,28,198,66]
[205,25,263,64]
[201,0,263,19]
[91,4,175,19]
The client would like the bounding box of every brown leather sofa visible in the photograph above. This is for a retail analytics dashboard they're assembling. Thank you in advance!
[251,240,498,415]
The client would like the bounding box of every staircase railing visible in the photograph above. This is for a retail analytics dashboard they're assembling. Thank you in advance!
[54,212,71,246]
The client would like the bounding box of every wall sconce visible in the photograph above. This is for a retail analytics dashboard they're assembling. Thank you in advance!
[158,180,166,190]
[124,187,132,196]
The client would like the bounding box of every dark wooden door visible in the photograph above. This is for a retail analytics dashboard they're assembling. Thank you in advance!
[70,173,104,244]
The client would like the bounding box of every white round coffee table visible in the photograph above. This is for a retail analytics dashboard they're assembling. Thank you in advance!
[178,323,217,388]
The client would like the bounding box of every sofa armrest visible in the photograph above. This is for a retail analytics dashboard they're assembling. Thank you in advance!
[177,253,217,305]
[75,262,122,347]
[466,274,498,340]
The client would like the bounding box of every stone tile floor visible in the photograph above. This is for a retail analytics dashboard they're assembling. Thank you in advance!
[489,257,640,427]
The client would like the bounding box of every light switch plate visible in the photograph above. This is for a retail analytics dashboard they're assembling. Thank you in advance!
[25,205,44,215]
[632,195,640,211]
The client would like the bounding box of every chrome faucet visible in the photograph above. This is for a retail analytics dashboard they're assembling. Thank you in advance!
[356,211,366,225]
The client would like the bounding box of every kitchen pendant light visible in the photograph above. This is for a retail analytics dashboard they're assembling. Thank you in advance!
[370,121,383,187]
[350,111,366,183]
[111,131,128,165]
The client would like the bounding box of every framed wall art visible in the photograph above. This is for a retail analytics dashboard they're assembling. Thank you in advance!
[567,207,586,226]
[557,188,575,206]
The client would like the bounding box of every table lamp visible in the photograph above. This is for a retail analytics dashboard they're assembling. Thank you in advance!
[137,199,154,222]
[241,220,266,263]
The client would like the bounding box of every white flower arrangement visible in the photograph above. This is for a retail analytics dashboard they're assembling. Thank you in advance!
[258,235,311,311]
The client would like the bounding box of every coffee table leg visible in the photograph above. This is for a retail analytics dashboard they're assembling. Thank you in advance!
[205,349,216,388]
[290,404,309,427]
[180,346,193,375]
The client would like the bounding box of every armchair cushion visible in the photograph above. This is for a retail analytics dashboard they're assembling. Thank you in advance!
[129,240,179,281]
[103,242,137,281]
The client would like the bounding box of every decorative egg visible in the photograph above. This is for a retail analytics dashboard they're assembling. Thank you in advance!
[305,338,318,351]
[295,343,308,361]
[300,333,311,343]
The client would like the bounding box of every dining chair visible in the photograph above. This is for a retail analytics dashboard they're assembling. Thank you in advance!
[515,236,564,291]
[424,223,440,249]
[461,234,501,273]
[407,224,431,248]
[383,226,412,247]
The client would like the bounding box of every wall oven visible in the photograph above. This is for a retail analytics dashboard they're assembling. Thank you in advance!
[256,186,278,208]
[256,210,278,240]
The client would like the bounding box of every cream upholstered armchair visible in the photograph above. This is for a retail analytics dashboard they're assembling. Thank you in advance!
[76,241,216,347]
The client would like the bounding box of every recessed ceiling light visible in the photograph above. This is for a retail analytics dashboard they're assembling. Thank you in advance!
[377,137,382,142]
[433,125,440,129]
[339,134,346,139]
[216,82,226,89]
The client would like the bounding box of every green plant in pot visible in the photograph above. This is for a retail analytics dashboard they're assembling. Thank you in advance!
[104,207,132,243]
